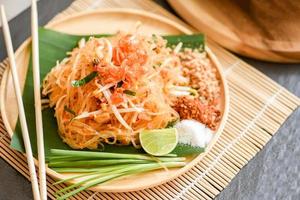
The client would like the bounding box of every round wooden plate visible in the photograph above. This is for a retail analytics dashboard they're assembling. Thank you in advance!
[169,0,300,63]
[0,8,229,192]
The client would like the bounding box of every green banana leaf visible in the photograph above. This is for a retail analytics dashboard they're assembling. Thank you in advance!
[11,28,205,157]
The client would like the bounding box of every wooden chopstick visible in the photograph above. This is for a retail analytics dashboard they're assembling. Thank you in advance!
[31,0,47,199]
[0,5,41,200]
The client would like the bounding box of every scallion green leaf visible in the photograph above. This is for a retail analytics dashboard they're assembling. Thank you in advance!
[71,71,98,87]
[63,106,76,116]
[50,149,152,160]
[48,159,151,168]
[49,149,185,162]
[124,90,136,96]
[55,162,185,200]
[52,164,132,173]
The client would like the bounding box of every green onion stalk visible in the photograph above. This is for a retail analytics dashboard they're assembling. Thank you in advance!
[55,162,185,200]
[48,149,186,199]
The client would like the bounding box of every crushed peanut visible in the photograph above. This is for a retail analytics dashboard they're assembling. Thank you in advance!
[179,49,220,105]
[172,48,222,130]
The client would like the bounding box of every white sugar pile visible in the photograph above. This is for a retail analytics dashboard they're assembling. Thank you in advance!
[175,119,213,148]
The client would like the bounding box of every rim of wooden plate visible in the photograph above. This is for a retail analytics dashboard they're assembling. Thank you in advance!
[0,8,229,192]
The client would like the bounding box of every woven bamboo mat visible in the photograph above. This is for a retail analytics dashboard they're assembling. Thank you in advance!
[0,0,299,199]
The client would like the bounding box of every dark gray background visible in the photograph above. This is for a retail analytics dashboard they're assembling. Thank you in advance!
[0,0,299,199]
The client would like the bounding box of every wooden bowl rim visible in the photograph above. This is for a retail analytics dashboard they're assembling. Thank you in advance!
[168,0,300,63]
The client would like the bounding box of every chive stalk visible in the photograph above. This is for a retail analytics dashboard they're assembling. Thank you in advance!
[49,149,186,199]
[63,106,76,116]
[48,154,178,162]
[53,171,101,185]
[57,173,123,200]
[51,149,151,159]
[47,155,94,162]
[124,90,136,96]
[48,159,150,168]
[49,157,184,168]
[55,162,185,200]
[71,71,98,87]
[52,164,136,174]
[50,149,184,162]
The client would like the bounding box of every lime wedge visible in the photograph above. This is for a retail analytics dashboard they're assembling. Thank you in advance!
[139,128,178,156]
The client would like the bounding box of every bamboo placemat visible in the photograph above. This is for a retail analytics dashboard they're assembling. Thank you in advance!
[0,0,299,199]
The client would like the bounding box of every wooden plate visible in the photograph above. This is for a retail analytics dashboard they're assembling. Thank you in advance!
[168,0,300,63]
[0,8,229,192]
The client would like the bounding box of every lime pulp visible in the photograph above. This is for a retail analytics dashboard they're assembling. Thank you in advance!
[139,128,178,156]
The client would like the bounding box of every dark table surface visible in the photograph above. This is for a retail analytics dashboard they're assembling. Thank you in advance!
[0,0,299,199]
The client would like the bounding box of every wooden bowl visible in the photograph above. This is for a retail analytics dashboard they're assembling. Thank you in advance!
[0,8,229,192]
[169,0,300,63]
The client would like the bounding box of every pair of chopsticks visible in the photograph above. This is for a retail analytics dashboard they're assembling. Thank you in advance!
[0,1,46,200]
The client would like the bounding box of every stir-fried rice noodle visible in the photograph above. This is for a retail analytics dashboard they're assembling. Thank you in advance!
[42,31,221,149]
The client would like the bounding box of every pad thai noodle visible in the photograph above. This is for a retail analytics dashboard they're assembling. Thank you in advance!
[42,31,221,149]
